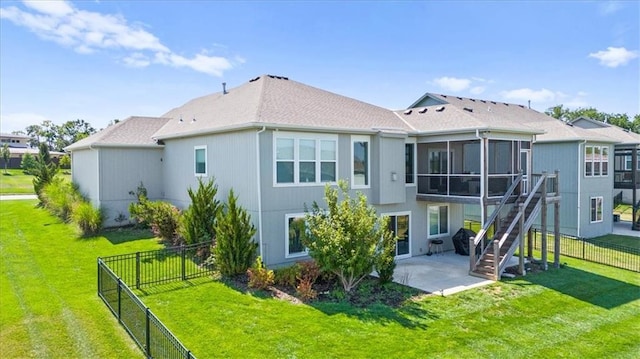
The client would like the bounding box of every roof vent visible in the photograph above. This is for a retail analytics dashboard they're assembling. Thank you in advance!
[222,82,227,95]
[404,109,412,115]
[518,105,525,108]
[491,101,497,104]
[267,75,289,80]
[436,106,445,112]
[457,97,463,100]
[418,108,428,114]
[179,115,183,123]
[470,99,476,102]
[503,103,509,106]
[463,107,473,112]
[249,76,260,82]
[481,100,486,103]
[487,107,492,112]
[191,116,196,124]
[441,95,447,98]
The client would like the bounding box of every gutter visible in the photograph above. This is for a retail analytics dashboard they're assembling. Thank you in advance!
[255,126,266,261]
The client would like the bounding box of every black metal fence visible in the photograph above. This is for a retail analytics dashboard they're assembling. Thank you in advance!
[532,229,640,272]
[98,242,214,358]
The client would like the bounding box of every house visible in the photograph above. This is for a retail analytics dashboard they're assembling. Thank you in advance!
[407,94,619,239]
[0,133,64,169]
[66,75,561,279]
[570,116,640,230]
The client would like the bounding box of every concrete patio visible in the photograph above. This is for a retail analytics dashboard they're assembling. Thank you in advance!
[613,220,640,237]
[392,252,509,296]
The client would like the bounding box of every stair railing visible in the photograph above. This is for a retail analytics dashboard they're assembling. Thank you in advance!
[470,173,522,272]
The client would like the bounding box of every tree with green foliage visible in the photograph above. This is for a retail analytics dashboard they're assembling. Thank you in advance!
[33,143,58,203]
[20,152,38,175]
[179,177,221,245]
[545,105,639,134]
[303,180,396,292]
[212,189,257,276]
[59,154,71,169]
[1,144,10,174]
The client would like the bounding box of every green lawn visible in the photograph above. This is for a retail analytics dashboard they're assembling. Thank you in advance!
[0,200,161,358]
[2,201,639,358]
[0,169,71,195]
[592,234,640,249]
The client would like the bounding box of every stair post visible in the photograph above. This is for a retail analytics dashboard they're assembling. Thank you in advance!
[493,239,500,280]
[518,203,526,276]
[541,171,548,270]
[469,236,476,272]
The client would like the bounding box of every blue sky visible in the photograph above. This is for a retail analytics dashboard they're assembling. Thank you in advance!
[1,0,638,134]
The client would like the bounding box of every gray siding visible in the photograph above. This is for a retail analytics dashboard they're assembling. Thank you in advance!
[99,147,164,227]
[372,134,406,205]
[71,149,99,205]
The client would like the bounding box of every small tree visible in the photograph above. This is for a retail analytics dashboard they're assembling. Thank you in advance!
[33,143,58,203]
[179,177,221,245]
[212,189,258,276]
[20,152,38,175]
[304,180,395,292]
[59,154,71,169]
[0,144,10,174]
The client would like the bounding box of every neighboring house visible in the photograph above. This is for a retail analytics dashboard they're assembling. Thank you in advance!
[0,133,64,169]
[66,75,561,280]
[571,116,640,230]
[407,94,618,239]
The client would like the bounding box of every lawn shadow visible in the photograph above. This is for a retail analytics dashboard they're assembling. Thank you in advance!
[99,226,157,245]
[517,265,640,309]
[135,277,213,297]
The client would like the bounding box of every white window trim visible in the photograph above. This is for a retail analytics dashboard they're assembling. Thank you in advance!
[285,213,310,259]
[273,132,338,187]
[351,135,371,189]
[405,139,417,187]
[383,211,412,258]
[427,204,450,238]
[590,196,603,223]
[194,145,207,177]
[584,145,609,178]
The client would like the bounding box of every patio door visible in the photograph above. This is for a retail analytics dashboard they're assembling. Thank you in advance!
[520,149,531,195]
[388,214,410,258]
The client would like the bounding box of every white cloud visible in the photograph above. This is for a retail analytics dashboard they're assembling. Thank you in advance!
[470,86,485,95]
[599,1,623,15]
[0,0,237,76]
[432,77,471,92]
[0,112,52,134]
[501,88,555,102]
[588,47,638,68]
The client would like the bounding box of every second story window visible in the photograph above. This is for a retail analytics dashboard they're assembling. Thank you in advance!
[585,145,609,177]
[274,133,337,186]
[352,136,370,188]
[405,143,415,184]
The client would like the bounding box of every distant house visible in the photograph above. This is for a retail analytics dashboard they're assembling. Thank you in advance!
[0,133,64,169]
[66,75,562,280]
[570,116,640,230]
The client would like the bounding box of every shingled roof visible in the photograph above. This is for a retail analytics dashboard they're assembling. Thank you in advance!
[65,116,170,151]
[153,75,410,140]
[404,93,618,143]
[571,116,640,145]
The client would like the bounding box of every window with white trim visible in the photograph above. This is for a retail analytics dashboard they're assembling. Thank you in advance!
[194,146,207,176]
[274,133,337,185]
[585,145,609,177]
[590,197,603,223]
[286,214,309,258]
[405,143,415,184]
[428,205,449,237]
[352,136,370,188]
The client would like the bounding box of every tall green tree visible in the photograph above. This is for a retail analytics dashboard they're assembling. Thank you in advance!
[303,180,396,292]
[33,143,58,203]
[212,189,257,276]
[179,177,221,245]
[1,144,10,174]
[545,105,639,134]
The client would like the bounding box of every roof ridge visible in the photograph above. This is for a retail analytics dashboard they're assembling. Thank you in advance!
[254,75,270,123]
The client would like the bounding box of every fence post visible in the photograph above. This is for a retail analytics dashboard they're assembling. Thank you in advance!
[145,308,151,358]
[136,252,141,290]
[97,258,101,297]
[582,238,585,260]
[117,278,122,322]
[181,246,186,281]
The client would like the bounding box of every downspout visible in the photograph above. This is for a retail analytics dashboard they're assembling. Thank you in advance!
[89,144,100,208]
[475,129,486,225]
[577,140,586,238]
[255,126,266,261]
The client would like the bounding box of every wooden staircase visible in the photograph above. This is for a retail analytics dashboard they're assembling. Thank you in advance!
[469,172,557,280]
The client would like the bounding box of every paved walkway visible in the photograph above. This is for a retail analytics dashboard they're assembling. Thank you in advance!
[0,194,38,201]
[613,220,640,237]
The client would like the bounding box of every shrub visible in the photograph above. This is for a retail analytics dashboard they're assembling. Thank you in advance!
[42,178,82,221]
[33,143,58,203]
[211,189,257,276]
[129,197,181,244]
[296,260,320,301]
[296,279,317,302]
[72,201,102,236]
[179,177,220,245]
[374,217,397,285]
[247,256,274,290]
[59,154,71,169]
[304,180,395,292]
[20,152,38,175]
[274,263,301,288]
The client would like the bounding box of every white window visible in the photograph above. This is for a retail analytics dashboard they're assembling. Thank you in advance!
[274,133,337,186]
[428,205,449,237]
[386,212,411,257]
[352,136,370,188]
[585,145,609,177]
[590,197,603,223]
[286,214,309,258]
[194,146,207,176]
